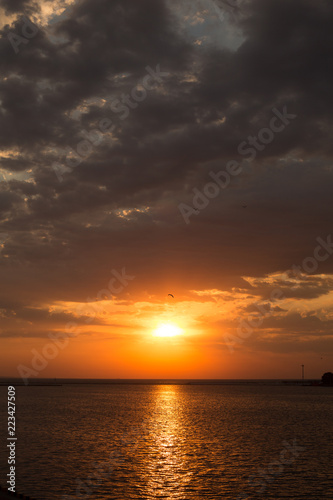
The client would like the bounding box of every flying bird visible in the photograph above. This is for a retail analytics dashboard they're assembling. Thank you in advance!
[168,294,174,298]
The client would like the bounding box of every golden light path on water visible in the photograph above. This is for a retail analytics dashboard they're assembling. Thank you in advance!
[1,384,331,499]
[143,386,191,497]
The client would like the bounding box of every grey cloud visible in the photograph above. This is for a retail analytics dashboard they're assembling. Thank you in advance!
[0,0,333,343]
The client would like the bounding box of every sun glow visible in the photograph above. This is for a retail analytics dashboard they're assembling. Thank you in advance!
[154,323,183,337]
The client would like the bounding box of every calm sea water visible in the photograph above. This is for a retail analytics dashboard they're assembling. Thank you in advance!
[0,383,332,499]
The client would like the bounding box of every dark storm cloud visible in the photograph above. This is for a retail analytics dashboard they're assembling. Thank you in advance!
[0,301,125,339]
[244,303,286,314]
[0,305,89,325]
[0,157,35,172]
[0,0,38,15]
[0,189,21,213]
[259,312,333,335]
[0,0,333,344]
[241,275,333,301]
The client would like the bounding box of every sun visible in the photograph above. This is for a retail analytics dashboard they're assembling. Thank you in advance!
[153,323,183,338]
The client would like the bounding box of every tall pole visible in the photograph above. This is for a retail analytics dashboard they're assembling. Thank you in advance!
[301,364,304,385]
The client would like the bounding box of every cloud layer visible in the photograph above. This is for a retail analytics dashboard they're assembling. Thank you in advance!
[1,0,333,377]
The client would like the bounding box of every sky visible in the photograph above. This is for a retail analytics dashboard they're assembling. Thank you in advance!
[0,0,333,380]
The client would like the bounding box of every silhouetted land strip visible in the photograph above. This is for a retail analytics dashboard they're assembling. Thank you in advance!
[1,378,329,386]
[0,383,62,386]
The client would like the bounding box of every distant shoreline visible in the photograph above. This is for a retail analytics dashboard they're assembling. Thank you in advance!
[0,378,327,387]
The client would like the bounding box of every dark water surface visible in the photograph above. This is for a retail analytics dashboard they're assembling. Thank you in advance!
[0,383,332,499]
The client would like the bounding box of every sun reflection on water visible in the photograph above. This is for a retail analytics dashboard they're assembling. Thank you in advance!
[143,385,190,497]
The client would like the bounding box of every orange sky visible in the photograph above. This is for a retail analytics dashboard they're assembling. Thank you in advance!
[1,1,333,381]
[2,270,333,381]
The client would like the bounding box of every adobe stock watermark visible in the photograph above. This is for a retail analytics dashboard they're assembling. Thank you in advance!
[237,439,306,498]
[53,65,169,182]
[108,64,169,119]
[178,106,297,224]
[16,268,135,384]
[225,234,333,352]
[7,16,39,54]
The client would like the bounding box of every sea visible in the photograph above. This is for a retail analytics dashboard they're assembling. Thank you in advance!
[0,380,332,499]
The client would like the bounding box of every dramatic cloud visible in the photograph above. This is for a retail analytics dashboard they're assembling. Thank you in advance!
[1,0,333,378]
